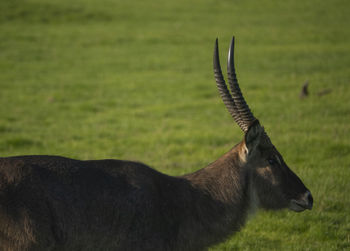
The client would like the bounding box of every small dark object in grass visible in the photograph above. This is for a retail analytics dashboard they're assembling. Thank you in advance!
[299,81,309,99]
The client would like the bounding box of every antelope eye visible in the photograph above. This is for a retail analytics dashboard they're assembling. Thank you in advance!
[268,158,276,165]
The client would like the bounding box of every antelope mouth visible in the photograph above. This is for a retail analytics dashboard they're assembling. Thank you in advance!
[289,200,308,212]
[289,191,313,212]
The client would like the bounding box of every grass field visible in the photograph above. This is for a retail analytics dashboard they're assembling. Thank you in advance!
[1,0,350,249]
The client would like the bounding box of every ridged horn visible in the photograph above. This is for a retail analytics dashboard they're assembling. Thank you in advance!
[213,38,246,131]
[227,36,256,132]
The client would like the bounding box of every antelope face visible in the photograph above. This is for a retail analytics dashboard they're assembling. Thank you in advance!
[213,37,313,213]
[244,121,313,212]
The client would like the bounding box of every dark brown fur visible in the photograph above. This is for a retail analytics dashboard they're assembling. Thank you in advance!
[0,147,247,251]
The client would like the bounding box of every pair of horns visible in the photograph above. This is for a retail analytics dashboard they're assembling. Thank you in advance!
[213,37,256,132]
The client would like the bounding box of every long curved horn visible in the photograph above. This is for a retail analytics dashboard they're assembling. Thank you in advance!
[227,37,256,131]
[213,38,246,131]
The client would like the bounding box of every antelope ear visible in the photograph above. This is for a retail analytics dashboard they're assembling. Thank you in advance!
[244,120,264,155]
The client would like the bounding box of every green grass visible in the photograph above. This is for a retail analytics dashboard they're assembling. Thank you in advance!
[1,0,350,249]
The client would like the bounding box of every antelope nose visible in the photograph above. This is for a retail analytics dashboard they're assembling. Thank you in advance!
[305,191,313,209]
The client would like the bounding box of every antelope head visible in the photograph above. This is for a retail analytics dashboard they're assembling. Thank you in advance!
[214,37,313,212]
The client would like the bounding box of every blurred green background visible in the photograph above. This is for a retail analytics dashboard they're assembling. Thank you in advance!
[1,0,349,249]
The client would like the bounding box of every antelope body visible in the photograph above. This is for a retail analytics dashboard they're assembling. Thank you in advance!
[0,38,313,251]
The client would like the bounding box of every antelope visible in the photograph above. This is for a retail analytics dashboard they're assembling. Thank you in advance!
[0,37,313,251]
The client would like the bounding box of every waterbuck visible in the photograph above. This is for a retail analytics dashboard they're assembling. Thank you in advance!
[0,37,313,251]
